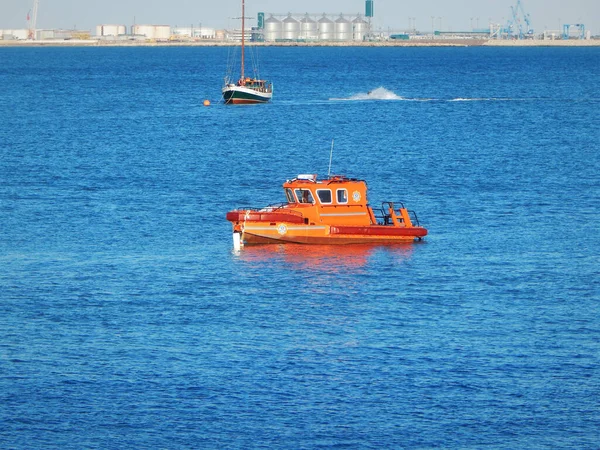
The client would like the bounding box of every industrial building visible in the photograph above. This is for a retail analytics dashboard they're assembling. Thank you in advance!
[0,28,91,40]
[258,13,370,42]
[0,29,28,40]
[171,27,217,40]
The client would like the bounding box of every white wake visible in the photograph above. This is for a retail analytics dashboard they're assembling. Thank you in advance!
[329,89,520,103]
[330,87,405,101]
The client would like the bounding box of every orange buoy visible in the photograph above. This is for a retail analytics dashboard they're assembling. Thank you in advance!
[203,99,211,106]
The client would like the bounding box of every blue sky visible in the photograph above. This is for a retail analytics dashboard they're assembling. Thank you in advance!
[2,0,599,35]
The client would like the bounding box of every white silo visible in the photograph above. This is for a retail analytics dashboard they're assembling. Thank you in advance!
[264,15,282,41]
[96,24,126,36]
[352,16,368,41]
[300,14,318,40]
[154,25,171,40]
[318,15,334,40]
[282,15,299,40]
[132,24,155,38]
[335,15,351,41]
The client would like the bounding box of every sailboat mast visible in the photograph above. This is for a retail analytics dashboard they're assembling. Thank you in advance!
[241,0,245,81]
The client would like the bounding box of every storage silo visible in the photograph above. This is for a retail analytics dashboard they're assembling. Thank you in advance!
[96,24,126,36]
[282,15,299,40]
[318,15,334,40]
[264,15,282,41]
[335,15,351,41]
[154,25,171,40]
[132,24,155,38]
[352,16,367,41]
[300,14,318,40]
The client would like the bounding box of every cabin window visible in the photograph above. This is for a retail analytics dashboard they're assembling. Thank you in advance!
[285,188,295,203]
[294,188,314,204]
[337,189,348,204]
[317,189,332,204]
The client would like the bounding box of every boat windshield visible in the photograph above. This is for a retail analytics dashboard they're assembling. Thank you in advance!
[295,188,314,204]
[285,188,295,203]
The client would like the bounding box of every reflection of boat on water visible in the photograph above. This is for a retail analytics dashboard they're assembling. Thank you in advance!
[222,0,273,104]
[226,173,427,247]
[235,243,416,270]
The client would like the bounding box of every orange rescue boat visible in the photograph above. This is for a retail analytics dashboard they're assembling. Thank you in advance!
[226,174,427,246]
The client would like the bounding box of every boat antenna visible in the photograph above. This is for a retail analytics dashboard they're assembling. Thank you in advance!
[241,0,245,81]
[328,139,334,176]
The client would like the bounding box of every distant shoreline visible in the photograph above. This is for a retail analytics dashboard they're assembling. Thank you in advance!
[1,39,599,48]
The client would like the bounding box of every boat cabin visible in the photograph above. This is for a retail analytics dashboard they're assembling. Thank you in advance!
[282,174,377,226]
[237,77,273,93]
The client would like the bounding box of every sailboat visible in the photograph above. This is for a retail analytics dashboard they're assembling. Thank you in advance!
[222,0,273,104]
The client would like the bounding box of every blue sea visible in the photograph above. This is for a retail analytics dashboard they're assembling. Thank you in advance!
[1,45,599,449]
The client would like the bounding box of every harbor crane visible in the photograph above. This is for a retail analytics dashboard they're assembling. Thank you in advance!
[563,23,585,39]
[503,0,533,39]
[27,0,39,40]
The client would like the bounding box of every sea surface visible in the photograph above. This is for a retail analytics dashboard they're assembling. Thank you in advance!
[1,45,599,449]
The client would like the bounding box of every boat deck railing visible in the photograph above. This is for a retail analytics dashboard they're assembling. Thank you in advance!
[232,203,303,218]
[373,208,391,225]
[374,202,422,227]
[408,210,422,227]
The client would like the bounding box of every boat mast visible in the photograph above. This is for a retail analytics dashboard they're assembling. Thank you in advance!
[328,139,334,176]
[241,0,245,81]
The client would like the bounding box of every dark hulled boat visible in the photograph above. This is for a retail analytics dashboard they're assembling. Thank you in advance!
[222,0,273,104]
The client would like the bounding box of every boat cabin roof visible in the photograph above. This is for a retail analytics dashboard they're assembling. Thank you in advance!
[283,174,369,205]
[284,174,365,186]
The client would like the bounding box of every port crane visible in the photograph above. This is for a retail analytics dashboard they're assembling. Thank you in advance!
[503,0,533,39]
[563,23,585,39]
[27,0,39,40]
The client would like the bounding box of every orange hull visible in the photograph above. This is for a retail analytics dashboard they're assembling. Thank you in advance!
[331,226,427,238]
[241,227,427,245]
